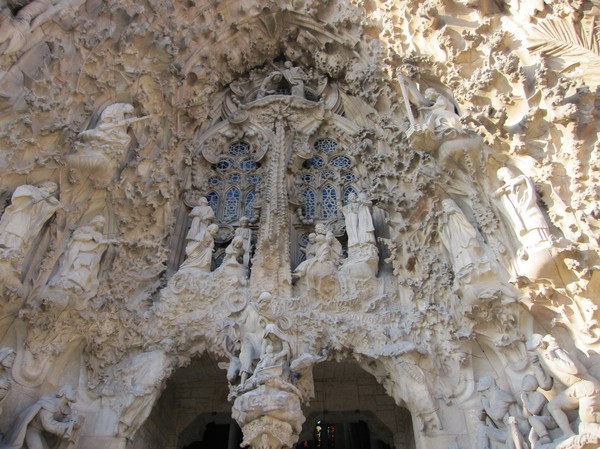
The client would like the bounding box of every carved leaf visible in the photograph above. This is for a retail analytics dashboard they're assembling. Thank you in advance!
[527,16,600,85]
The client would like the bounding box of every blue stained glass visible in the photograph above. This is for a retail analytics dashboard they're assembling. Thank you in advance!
[228,141,250,156]
[223,187,240,221]
[330,155,351,168]
[216,158,234,172]
[303,189,316,219]
[207,192,219,214]
[299,233,310,246]
[208,176,222,186]
[244,191,255,219]
[322,184,338,218]
[340,172,355,183]
[314,138,337,154]
[303,156,325,169]
[301,174,313,184]
[248,175,262,184]
[343,186,358,205]
[321,171,335,180]
[228,173,241,182]
[240,158,257,171]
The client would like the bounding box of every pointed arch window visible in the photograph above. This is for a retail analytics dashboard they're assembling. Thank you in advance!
[322,185,337,218]
[224,187,241,222]
[303,189,316,219]
[207,192,219,214]
[244,191,256,219]
[296,138,358,220]
[200,140,263,223]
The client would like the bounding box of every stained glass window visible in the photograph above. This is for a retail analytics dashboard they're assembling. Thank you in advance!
[216,158,234,172]
[340,172,355,183]
[208,176,222,186]
[303,156,325,169]
[202,141,262,222]
[315,138,337,154]
[330,155,351,168]
[240,158,257,171]
[223,187,240,221]
[303,189,316,219]
[228,141,250,156]
[248,175,262,184]
[322,184,337,218]
[244,191,255,219]
[228,173,241,182]
[207,192,219,214]
[295,138,359,220]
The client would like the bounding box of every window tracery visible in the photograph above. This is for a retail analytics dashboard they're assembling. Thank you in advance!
[298,138,357,221]
[203,141,263,223]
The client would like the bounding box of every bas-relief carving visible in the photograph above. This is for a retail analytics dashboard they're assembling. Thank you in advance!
[0,0,597,448]
[67,103,146,187]
[0,182,60,296]
[0,385,82,449]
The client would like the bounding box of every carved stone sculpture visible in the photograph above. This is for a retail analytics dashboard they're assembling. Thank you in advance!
[417,88,464,140]
[520,373,556,446]
[343,192,376,248]
[494,167,552,251]
[439,198,489,279]
[231,322,304,449]
[0,0,86,54]
[0,385,81,449]
[527,334,600,439]
[294,224,342,297]
[476,376,527,449]
[179,223,218,274]
[0,348,15,416]
[439,198,516,306]
[0,182,60,295]
[0,182,60,258]
[235,216,253,268]
[67,103,146,186]
[237,293,270,386]
[102,350,174,439]
[279,61,308,98]
[215,235,248,285]
[48,215,113,302]
[186,197,215,242]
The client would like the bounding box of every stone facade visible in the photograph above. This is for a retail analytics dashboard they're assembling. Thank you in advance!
[0,0,598,448]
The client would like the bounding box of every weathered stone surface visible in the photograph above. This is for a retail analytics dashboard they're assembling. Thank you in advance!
[0,1,598,448]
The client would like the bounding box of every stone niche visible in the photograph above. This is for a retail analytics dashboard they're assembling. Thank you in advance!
[0,1,598,449]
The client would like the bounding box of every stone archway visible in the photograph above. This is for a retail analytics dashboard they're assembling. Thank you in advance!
[129,357,233,449]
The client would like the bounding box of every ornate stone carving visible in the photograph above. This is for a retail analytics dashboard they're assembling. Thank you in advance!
[527,334,600,441]
[43,215,114,310]
[0,348,15,416]
[520,373,557,446]
[179,223,218,274]
[494,167,552,252]
[0,182,60,295]
[476,376,527,449]
[231,320,305,449]
[67,103,147,187]
[0,1,598,448]
[0,385,82,449]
